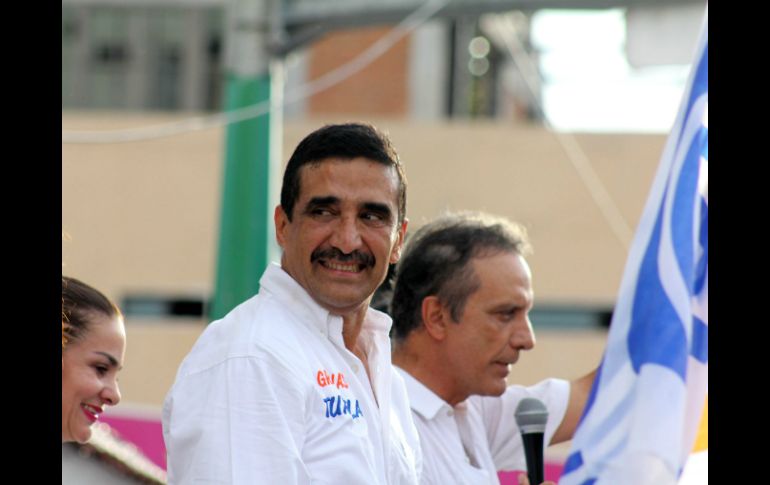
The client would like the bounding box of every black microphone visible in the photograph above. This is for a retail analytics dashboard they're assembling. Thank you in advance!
[514,397,548,485]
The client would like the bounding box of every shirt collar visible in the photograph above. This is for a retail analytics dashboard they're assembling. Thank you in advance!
[396,366,453,420]
[259,262,393,339]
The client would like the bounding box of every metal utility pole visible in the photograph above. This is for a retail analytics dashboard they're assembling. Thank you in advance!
[211,0,284,320]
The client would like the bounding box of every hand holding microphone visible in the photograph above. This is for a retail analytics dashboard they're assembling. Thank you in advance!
[514,397,548,485]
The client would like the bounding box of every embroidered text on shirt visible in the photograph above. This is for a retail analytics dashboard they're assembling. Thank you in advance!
[323,395,364,419]
[316,370,350,389]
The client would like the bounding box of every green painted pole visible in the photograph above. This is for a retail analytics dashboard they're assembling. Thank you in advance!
[211,75,271,320]
[211,0,283,321]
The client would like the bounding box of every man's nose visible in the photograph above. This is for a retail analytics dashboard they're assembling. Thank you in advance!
[511,315,535,351]
[331,216,363,254]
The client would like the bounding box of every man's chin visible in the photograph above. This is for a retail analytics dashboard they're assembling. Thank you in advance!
[483,380,508,397]
[315,294,371,316]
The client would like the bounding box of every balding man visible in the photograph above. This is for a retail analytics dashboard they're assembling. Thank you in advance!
[391,212,596,484]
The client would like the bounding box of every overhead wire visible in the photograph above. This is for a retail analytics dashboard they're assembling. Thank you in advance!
[63,3,635,251]
[487,13,634,250]
[61,0,449,144]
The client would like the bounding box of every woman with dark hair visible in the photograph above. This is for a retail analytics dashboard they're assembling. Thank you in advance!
[62,276,125,443]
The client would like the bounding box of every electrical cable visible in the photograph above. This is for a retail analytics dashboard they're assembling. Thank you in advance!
[61,0,449,144]
[487,13,634,250]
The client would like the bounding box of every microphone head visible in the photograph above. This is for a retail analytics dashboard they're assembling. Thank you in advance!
[514,397,548,434]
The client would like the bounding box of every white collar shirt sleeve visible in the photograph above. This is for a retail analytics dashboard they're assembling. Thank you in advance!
[163,264,421,484]
[396,367,569,485]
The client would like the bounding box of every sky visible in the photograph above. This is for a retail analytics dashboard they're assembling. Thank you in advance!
[530,9,697,133]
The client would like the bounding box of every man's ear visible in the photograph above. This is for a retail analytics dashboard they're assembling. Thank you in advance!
[421,295,449,341]
[389,218,409,264]
[274,205,289,248]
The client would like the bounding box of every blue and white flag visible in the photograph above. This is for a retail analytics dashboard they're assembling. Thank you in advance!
[560,7,708,485]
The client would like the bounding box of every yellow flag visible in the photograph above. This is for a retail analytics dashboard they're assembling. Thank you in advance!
[692,397,708,452]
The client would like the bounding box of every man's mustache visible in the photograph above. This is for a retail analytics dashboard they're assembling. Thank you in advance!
[311,247,375,267]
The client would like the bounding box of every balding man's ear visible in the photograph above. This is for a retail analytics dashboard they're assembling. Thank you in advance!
[421,296,449,341]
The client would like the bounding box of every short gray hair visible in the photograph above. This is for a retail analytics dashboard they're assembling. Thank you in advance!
[390,212,531,340]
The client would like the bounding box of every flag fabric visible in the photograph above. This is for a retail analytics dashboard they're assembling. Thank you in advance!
[559,7,708,485]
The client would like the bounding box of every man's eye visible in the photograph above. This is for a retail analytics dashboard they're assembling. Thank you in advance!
[94,365,108,376]
[362,213,383,221]
[499,309,518,322]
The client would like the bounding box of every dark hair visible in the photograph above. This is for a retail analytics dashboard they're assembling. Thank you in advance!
[280,123,407,222]
[390,212,531,341]
[62,276,122,347]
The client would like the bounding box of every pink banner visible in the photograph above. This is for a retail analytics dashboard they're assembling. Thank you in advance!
[498,463,565,484]
[101,415,167,470]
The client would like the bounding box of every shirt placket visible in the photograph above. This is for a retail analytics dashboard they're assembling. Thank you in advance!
[326,315,387,481]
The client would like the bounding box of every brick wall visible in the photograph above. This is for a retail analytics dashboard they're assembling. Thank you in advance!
[308,27,410,116]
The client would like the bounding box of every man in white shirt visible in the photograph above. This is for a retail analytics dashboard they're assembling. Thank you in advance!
[390,212,596,485]
[163,123,421,484]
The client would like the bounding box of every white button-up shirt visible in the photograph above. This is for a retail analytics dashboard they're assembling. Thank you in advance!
[163,264,422,484]
[396,367,569,485]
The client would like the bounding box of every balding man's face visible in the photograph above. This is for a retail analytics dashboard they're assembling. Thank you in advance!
[443,252,535,401]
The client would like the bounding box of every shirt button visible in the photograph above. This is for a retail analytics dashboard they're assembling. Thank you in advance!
[447,410,453,417]
[352,364,359,373]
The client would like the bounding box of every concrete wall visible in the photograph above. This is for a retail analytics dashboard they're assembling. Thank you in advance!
[63,113,663,409]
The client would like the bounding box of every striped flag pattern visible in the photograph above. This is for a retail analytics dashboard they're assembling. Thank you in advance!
[559,7,708,485]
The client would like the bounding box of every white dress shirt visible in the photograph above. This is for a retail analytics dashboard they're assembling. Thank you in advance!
[396,367,569,485]
[163,264,421,484]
